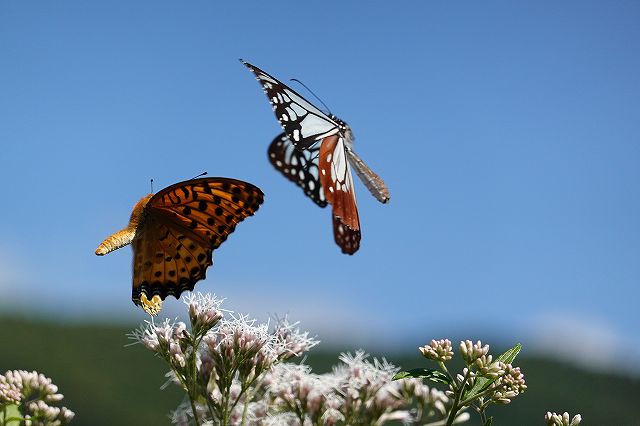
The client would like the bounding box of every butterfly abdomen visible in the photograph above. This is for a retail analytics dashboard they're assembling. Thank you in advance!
[95,194,153,256]
[95,228,136,255]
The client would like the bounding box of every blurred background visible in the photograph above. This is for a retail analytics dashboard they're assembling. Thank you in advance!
[1,1,638,424]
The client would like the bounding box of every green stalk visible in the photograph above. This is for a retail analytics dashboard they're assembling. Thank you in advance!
[187,338,202,426]
[445,368,471,426]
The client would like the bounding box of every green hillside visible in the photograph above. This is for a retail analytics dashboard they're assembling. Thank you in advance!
[0,316,637,425]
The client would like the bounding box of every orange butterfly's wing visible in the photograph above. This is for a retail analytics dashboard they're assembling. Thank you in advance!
[131,177,264,313]
[319,135,361,255]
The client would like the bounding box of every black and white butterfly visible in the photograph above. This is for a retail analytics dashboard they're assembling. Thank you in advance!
[242,60,389,254]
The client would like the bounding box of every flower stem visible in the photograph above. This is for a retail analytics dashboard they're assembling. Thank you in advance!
[460,387,495,406]
[438,361,456,388]
[189,398,201,426]
[187,338,201,426]
[445,367,471,426]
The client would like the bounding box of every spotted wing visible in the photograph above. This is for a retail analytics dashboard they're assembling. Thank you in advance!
[319,135,361,255]
[242,60,339,150]
[131,177,264,311]
[268,132,327,208]
[332,215,360,255]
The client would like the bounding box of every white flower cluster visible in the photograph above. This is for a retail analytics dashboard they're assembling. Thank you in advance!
[132,293,451,425]
[458,340,526,405]
[0,370,74,425]
[227,351,448,425]
[545,411,582,426]
[419,339,454,362]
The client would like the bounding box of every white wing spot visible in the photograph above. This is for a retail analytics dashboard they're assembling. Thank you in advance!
[308,180,315,190]
[276,160,283,167]
[290,156,298,166]
[281,114,288,121]
[270,153,276,159]
[293,129,300,141]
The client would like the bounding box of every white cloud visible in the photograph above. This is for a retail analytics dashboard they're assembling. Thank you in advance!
[526,311,640,373]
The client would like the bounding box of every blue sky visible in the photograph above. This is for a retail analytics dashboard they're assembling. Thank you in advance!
[1,1,639,371]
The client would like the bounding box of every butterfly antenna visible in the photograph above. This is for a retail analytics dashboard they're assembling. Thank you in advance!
[290,78,332,115]
[191,171,208,180]
[150,179,154,193]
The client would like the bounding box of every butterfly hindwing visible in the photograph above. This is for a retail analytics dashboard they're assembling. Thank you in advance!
[333,215,361,255]
[132,177,264,310]
[268,133,327,208]
[242,60,340,150]
[132,220,212,307]
[319,135,361,254]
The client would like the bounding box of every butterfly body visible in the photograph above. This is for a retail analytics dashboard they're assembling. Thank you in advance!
[96,177,263,315]
[244,60,389,254]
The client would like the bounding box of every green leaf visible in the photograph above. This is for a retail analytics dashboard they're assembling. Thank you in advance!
[496,343,522,364]
[465,343,522,400]
[483,416,493,426]
[392,368,451,384]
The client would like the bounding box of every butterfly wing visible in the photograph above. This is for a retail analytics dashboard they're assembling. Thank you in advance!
[268,132,327,208]
[132,220,212,314]
[319,135,361,254]
[242,60,340,150]
[346,149,391,204]
[132,177,264,313]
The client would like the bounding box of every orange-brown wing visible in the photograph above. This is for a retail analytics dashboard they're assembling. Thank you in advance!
[132,220,212,314]
[131,177,264,313]
[319,135,361,255]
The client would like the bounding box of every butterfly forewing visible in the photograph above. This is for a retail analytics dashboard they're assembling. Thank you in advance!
[242,60,339,150]
[268,133,327,208]
[132,177,264,310]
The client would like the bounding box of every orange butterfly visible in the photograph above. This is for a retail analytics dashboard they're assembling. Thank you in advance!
[95,177,264,315]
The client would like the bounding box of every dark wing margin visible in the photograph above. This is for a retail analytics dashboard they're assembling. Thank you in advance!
[333,215,361,255]
[268,132,327,208]
[241,59,339,150]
